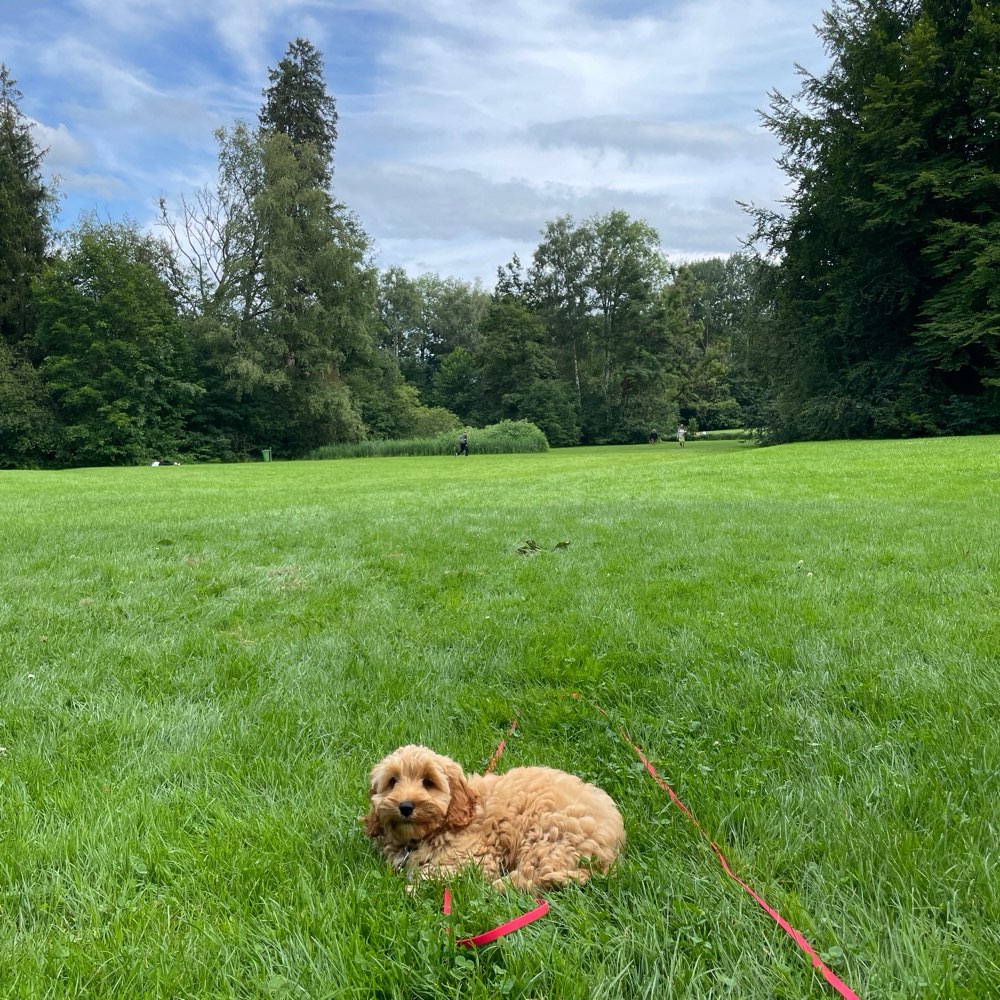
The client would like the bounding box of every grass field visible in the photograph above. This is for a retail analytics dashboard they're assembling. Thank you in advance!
[1,437,998,999]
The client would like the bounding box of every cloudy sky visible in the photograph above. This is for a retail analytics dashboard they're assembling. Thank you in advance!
[2,0,830,284]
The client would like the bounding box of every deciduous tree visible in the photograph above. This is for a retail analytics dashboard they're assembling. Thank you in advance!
[524,211,672,442]
[474,298,579,446]
[31,220,199,466]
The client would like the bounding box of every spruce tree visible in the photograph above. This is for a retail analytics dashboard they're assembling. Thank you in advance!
[0,64,52,347]
[259,37,339,188]
[250,40,374,453]
[0,65,56,466]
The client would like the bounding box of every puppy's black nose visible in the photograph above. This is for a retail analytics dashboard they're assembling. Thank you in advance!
[398,801,415,818]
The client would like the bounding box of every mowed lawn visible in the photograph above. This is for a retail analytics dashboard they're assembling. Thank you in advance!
[1,437,998,999]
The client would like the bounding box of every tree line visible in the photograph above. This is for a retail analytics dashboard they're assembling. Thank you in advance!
[2,2,997,468]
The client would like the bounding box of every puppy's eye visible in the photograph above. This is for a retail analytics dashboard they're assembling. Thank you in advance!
[386,776,398,790]
[422,778,435,789]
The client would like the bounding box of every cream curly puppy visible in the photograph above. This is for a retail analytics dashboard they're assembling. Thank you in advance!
[365,744,625,891]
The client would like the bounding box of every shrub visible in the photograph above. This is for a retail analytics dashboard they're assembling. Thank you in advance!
[469,419,549,454]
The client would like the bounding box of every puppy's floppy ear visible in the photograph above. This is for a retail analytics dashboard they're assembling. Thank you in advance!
[443,759,477,829]
[363,771,383,839]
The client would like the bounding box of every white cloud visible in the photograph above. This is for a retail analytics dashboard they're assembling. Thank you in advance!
[7,0,830,281]
[524,117,771,160]
[53,169,132,202]
[28,120,90,169]
[326,0,829,278]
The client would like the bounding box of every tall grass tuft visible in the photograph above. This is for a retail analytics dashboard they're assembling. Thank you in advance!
[307,419,549,460]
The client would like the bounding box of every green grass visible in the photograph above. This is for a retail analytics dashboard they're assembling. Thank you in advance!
[1,437,998,999]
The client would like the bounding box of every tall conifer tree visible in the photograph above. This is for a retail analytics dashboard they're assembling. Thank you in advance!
[0,65,55,466]
[249,39,373,453]
[0,65,52,347]
[259,37,339,188]
[749,0,1000,440]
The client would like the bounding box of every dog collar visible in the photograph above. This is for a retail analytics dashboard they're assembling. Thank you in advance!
[393,840,420,873]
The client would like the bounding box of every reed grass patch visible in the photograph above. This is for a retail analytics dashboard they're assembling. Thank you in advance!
[307,419,549,460]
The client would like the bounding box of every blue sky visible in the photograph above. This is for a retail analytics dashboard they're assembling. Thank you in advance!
[2,0,830,284]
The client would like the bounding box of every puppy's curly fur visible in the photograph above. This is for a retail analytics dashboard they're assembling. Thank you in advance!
[365,744,625,891]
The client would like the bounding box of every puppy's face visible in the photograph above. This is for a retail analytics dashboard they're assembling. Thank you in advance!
[365,745,475,845]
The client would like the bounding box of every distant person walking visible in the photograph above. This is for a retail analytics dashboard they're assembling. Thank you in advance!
[648,428,659,445]
[677,424,686,447]
[456,431,469,456]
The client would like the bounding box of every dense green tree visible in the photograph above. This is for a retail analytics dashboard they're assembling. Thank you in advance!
[0,65,52,348]
[161,124,348,456]
[523,211,672,442]
[0,66,57,466]
[375,266,422,360]
[430,346,480,422]
[162,41,380,456]
[586,211,670,439]
[713,254,781,431]
[750,0,1000,440]
[259,37,338,188]
[474,298,579,445]
[364,268,477,438]
[253,132,372,452]
[0,339,55,467]
[419,275,491,357]
[494,253,526,300]
[31,220,199,466]
[342,337,426,440]
[398,274,490,391]
[878,1,1000,418]
[246,41,382,453]
[681,256,766,428]
[685,258,730,353]
[525,219,594,409]
[657,266,738,430]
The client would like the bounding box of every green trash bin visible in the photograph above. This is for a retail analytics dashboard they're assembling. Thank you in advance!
[261,448,272,462]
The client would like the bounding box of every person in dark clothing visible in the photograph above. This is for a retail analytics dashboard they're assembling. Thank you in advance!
[456,431,469,456]
[648,429,659,445]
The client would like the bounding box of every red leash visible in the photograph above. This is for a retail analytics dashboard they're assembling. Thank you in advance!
[562,693,858,997]
[620,728,860,1000]
[445,710,859,998]
[483,717,516,774]
[443,886,548,947]
[443,717,547,947]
